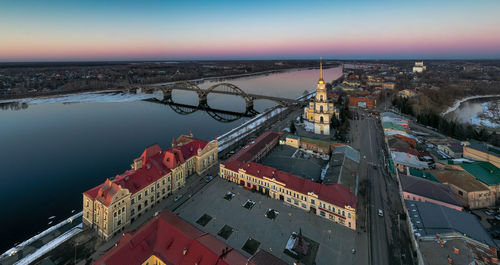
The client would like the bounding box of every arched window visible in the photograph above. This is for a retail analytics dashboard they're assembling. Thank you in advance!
[320,106,323,113]
[320,116,324,123]
[320,95,323,101]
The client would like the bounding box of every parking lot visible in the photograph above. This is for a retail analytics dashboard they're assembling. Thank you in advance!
[175,177,357,265]
[472,208,500,245]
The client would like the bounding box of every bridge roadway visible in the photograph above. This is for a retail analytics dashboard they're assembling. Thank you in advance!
[132,83,301,107]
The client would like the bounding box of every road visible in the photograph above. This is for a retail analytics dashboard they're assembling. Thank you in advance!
[351,108,415,265]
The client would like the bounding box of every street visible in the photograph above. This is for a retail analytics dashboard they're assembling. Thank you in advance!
[351,108,415,265]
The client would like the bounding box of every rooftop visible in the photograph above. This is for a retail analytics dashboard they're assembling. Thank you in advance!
[223,160,357,209]
[431,169,489,193]
[391,151,429,170]
[93,210,249,265]
[405,200,496,248]
[467,141,500,157]
[419,238,498,265]
[460,161,500,186]
[400,174,460,207]
[227,131,282,163]
[408,168,440,183]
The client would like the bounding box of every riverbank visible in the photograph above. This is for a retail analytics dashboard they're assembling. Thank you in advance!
[0,65,336,102]
[441,94,500,115]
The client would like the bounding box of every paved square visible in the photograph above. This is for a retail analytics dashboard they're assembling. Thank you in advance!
[175,177,357,265]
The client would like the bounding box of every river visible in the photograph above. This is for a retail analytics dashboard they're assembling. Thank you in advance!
[0,66,342,253]
[444,96,500,131]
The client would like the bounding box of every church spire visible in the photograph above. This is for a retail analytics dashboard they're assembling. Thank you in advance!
[318,57,324,84]
[320,57,323,80]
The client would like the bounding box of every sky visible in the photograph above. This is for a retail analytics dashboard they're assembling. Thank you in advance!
[1,0,500,61]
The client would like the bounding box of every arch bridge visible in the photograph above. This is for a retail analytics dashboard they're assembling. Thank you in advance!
[134,81,300,111]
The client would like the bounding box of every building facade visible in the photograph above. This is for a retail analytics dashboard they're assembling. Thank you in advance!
[83,133,218,240]
[220,161,357,230]
[304,60,336,135]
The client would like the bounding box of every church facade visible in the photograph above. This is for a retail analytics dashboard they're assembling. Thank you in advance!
[304,60,336,135]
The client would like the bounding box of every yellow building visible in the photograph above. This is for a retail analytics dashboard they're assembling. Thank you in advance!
[463,142,500,169]
[83,133,218,240]
[220,160,357,230]
[304,60,336,135]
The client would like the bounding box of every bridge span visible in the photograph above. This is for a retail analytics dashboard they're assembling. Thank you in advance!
[126,81,302,111]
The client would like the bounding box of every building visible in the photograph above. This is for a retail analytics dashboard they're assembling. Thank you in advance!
[220,161,357,229]
[83,133,218,240]
[227,131,281,163]
[407,168,440,183]
[398,89,416,98]
[348,96,376,108]
[405,200,496,251]
[391,151,429,173]
[304,60,336,135]
[324,145,360,193]
[459,161,500,203]
[437,141,463,158]
[413,61,427,73]
[93,210,283,265]
[432,169,494,209]
[419,237,498,265]
[281,134,339,158]
[382,82,395,90]
[463,141,500,168]
[399,174,462,211]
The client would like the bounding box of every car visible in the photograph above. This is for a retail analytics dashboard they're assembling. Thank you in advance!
[485,209,495,216]
[378,209,383,217]
[205,175,213,182]
[174,195,183,202]
[495,215,500,221]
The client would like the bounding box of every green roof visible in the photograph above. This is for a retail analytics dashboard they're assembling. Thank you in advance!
[460,161,500,186]
[408,168,440,183]
[300,137,331,148]
[383,122,406,132]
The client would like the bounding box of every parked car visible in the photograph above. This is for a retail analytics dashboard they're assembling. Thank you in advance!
[174,194,183,202]
[485,209,495,216]
[205,175,213,182]
[378,209,384,217]
[495,215,500,221]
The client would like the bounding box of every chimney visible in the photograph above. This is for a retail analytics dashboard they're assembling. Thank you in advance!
[183,248,188,255]
[189,130,193,137]
[453,247,459,254]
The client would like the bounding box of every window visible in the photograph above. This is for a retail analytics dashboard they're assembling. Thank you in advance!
[294,199,299,205]
[156,183,159,188]
[86,212,89,218]
[348,212,351,218]
[117,220,122,226]
[114,212,117,217]
[86,200,89,207]
[162,179,165,185]
[156,192,160,198]
[118,209,121,214]
[150,197,154,203]
[310,199,315,204]
[287,198,292,203]
[151,187,154,192]
[342,211,345,216]
[320,211,325,217]
[131,198,135,205]
[145,191,148,196]
[131,209,135,216]
[122,207,125,212]
[458,190,464,196]
[302,203,307,208]
[162,188,165,195]
[138,205,142,211]
[138,194,142,200]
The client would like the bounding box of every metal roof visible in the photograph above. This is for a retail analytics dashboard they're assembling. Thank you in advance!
[405,200,496,248]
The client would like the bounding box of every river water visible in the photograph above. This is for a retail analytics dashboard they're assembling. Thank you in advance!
[445,96,500,130]
[0,67,341,252]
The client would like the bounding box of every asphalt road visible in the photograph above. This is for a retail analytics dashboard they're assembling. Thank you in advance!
[352,108,416,265]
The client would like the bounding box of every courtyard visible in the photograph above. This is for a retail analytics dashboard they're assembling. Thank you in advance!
[174,177,357,265]
[260,144,328,181]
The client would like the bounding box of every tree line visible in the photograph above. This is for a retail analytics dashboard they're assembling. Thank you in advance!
[392,97,500,146]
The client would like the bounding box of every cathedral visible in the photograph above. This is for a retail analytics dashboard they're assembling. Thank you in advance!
[304,60,336,135]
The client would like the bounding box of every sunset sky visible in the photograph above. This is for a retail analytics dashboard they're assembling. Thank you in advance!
[1,0,500,61]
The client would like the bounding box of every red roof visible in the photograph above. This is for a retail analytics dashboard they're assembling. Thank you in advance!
[93,210,249,265]
[223,160,357,209]
[227,131,281,163]
[84,138,210,205]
